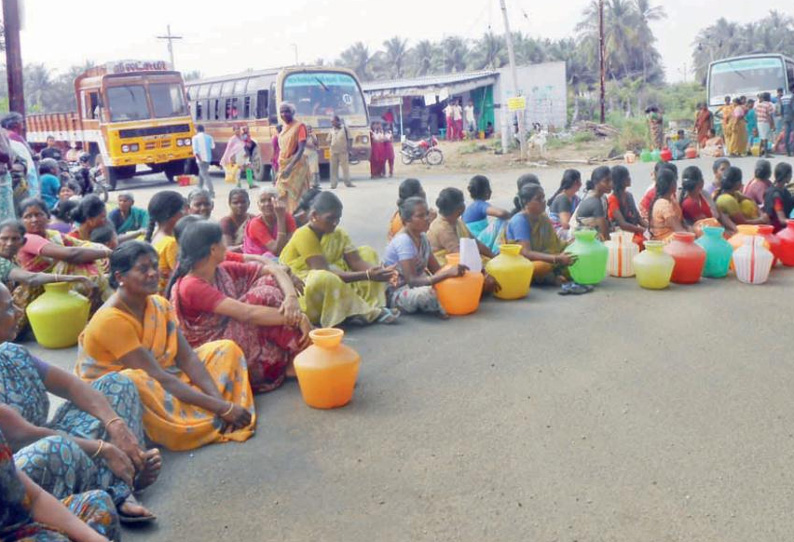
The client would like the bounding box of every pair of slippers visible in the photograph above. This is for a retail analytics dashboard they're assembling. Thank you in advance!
[558,282,595,296]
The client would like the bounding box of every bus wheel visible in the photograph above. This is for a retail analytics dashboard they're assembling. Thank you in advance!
[250,150,267,182]
[164,161,185,183]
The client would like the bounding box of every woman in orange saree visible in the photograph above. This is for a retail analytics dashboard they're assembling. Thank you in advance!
[274,102,311,214]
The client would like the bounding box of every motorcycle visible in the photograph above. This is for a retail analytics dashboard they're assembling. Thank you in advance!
[58,159,109,203]
[400,136,443,166]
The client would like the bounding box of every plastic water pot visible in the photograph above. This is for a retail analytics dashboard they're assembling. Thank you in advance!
[695,226,732,278]
[776,219,794,266]
[664,232,706,284]
[434,253,484,315]
[26,282,90,349]
[485,244,534,300]
[564,229,608,285]
[293,328,361,409]
[604,231,639,278]
[732,236,774,285]
[633,241,674,290]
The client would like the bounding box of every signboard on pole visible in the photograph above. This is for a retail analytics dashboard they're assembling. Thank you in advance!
[507,96,526,111]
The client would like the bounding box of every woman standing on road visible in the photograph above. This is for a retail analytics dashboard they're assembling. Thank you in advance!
[274,103,311,213]
[646,106,664,150]
[77,241,256,452]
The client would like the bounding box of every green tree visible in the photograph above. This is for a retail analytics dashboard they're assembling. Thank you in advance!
[337,42,373,81]
[407,39,437,77]
[382,37,409,79]
[469,32,507,70]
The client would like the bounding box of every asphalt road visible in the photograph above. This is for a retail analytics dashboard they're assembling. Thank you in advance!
[30,154,794,542]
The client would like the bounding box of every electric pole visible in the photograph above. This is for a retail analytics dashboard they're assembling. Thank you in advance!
[3,0,25,130]
[157,25,182,68]
[499,0,527,161]
[599,0,606,124]
[291,44,299,65]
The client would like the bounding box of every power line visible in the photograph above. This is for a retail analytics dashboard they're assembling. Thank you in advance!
[156,24,182,68]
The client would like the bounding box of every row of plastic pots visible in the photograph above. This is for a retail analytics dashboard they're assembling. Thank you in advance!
[433,221,794,316]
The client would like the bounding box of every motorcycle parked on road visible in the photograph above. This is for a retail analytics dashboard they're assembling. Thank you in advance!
[400,136,443,166]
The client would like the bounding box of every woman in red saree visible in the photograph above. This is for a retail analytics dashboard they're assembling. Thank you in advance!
[695,104,713,148]
[370,122,385,178]
[168,220,311,393]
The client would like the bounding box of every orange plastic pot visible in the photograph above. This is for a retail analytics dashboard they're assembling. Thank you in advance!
[434,253,484,315]
[293,328,360,409]
[757,225,783,265]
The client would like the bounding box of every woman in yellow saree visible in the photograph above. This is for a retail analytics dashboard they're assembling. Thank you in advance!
[275,102,312,213]
[280,191,399,328]
[77,242,255,452]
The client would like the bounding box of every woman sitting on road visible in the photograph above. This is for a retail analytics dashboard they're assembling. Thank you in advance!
[607,165,647,247]
[383,197,466,318]
[506,183,580,290]
[187,188,213,219]
[0,427,121,542]
[714,167,769,226]
[108,192,149,241]
[244,186,297,258]
[77,241,255,452]
[280,191,399,328]
[167,220,310,393]
[639,162,678,222]
[145,190,187,294]
[388,178,435,241]
[427,187,498,294]
[547,169,582,241]
[462,175,510,252]
[0,283,160,524]
[0,219,93,339]
[573,166,612,240]
[49,198,78,235]
[678,165,735,235]
[220,188,254,253]
[68,195,108,242]
[649,167,689,241]
[16,197,112,312]
[763,162,794,232]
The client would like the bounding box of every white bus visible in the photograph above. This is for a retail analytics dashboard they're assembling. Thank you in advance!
[707,54,794,122]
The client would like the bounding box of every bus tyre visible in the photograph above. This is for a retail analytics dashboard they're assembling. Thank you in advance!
[164,161,185,183]
[319,163,330,181]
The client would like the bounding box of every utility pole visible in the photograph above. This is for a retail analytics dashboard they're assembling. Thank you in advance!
[499,0,527,161]
[599,0,606,124]
[157,24,182,68]
[3,0,25,131]
[291,43,299,65]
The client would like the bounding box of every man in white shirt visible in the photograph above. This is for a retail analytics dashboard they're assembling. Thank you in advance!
[191,124,216,197]
[464,100,476,136]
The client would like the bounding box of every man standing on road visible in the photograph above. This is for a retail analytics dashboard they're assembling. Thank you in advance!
[328,115,354,189]
[39,136,62,161]
[464,100,476,137]
[443,101,455,141]
[192,124,215,198]
[755,93,775,157]
[452,99,464,141]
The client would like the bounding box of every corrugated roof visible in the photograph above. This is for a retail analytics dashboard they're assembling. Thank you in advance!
[361,70,498,92]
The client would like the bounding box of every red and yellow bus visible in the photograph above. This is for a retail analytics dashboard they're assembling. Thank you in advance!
[186,66,370,180]
[27,60,195,189]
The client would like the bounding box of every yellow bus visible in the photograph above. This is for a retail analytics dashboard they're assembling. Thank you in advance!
[27,60,195,189]
[186,66,371,180]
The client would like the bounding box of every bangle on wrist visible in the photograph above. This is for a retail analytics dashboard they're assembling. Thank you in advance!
[365,269,371,281]
[220,402,235,417]
[104,417,122,432]
[92,439,105,459]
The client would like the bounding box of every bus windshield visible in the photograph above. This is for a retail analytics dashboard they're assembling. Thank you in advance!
[709,57,786,105]
[107,85,150,122]
[283,72,368,127]
[150,83,188,118]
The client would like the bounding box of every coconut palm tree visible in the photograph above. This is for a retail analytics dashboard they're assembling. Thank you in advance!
[634,0,666,83]
[469,32,507,70]
[438,36,469,74]
[382,37,409,79]
[337,42,373,81]
[408,39,437,77]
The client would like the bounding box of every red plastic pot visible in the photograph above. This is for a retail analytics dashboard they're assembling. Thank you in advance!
[757,225,783,266]
[663,232,706,284]
[776,219,794,267]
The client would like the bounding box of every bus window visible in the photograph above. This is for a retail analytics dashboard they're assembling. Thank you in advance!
[787,61,794,89]
[213,99,220,121]
[269,82,277,124]
[221,80,235,97]
[282,71,368,125]
[107,85,150,122]
[243,96,251,119]
[225,98,239,120]
[209,83,221,98]
[234,79,248,95]
[196,101,203,120]
[198,84,210,99]
[256,90,268,119]
[86,92,100,120]
[150,83,188,118]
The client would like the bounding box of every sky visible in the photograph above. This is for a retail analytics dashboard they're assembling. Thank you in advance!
[15,0,794,83]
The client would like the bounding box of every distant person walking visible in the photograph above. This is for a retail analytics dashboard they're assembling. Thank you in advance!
[191,124,216,198]
[646,106,664,150]
[728,98,747,157]
[328,116,354,189]
[274,102,311,213]
[370,121,385,179]
[755,92,775,157]
[220,125,246,188]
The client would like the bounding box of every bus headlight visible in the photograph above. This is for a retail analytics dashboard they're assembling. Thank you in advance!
[121,145,130,153]
[130,144,139,152]
[176,139,183,147]
[184,138,192,146]
[361,136,369,144]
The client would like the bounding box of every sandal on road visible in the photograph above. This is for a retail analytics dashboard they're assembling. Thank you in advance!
[118,494,156,525]
[558,282,593,296]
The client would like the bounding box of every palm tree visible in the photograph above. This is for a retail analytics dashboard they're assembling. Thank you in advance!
[24,64,52,112]
[469,32,507,70]
[337,42,373,81]
[408,40,436,77]
[691,18,741,82]
[633,0,666,83]
[438,36,469,74]
[383,37,409,79]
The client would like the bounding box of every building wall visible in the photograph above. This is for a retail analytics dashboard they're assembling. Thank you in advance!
[494,61,567,131]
